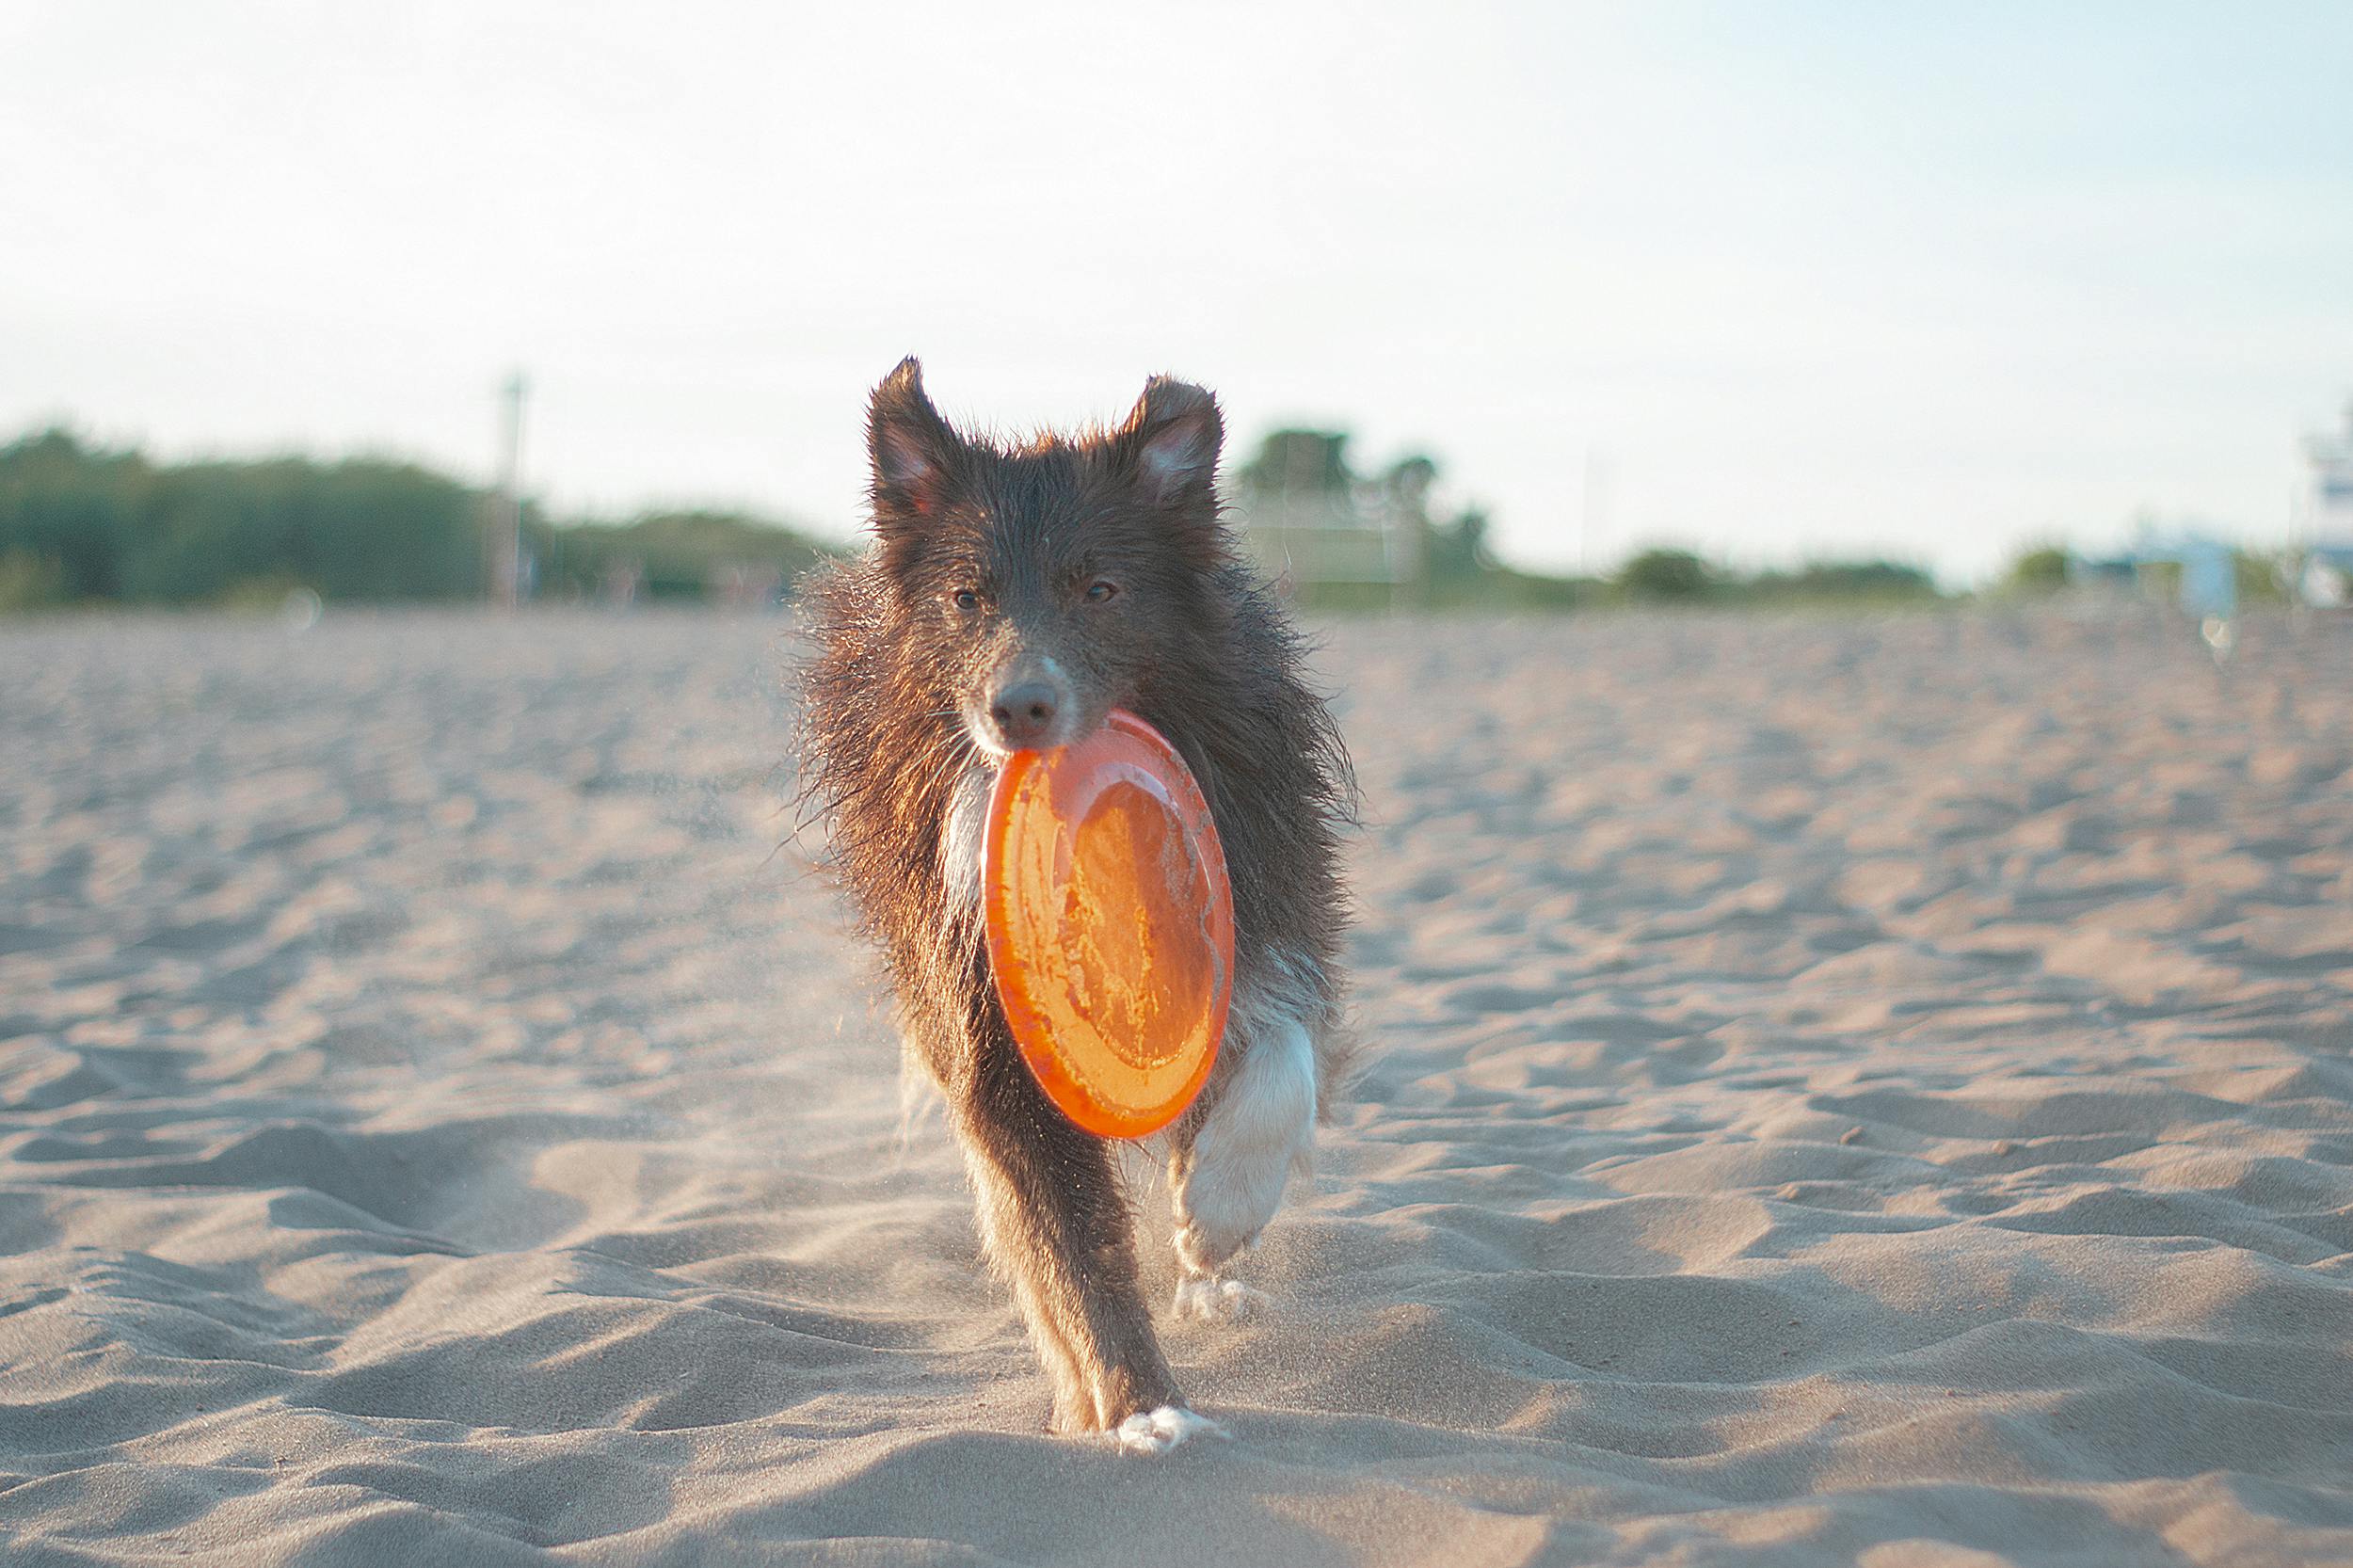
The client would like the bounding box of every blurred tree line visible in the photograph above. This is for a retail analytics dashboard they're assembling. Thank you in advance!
[0,427,833,612]
[1613,548,1941,605]
[25,420,2284,617]
[533,510,833,603]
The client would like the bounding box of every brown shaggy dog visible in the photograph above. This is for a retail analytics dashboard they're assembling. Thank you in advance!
[798,359,1353,1452]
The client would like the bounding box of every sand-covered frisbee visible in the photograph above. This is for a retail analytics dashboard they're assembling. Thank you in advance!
[983,709,1234,1139]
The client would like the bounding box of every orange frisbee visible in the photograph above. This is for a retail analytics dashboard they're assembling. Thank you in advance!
[983,709,1235,1139]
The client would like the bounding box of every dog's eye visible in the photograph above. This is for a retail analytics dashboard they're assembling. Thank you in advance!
[1084,580,1119,604]
[950,588,980,613]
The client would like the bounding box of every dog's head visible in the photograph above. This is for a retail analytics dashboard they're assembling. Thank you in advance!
[862,358,1228,760]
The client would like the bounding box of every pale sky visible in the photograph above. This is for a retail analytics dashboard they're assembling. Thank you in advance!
[7,1,2350,584]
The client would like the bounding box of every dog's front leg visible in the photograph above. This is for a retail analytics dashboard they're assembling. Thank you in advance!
[1169,994,1319,1321]
[947,1024,1220,1453]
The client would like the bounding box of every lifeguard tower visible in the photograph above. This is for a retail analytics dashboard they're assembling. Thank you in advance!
[2298,402,2353,607]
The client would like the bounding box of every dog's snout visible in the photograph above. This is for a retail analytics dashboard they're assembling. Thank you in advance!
[989,680,1062,749]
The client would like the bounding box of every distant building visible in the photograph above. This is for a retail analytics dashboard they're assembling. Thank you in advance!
[2299,403,2353,606]
[1227,430,1433,599]
[2306,402,2353,541]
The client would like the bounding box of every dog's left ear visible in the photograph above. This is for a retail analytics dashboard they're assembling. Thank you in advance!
[1118,376,1223,507]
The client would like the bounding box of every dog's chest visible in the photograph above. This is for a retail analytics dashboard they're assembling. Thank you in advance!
[937,766,992,911]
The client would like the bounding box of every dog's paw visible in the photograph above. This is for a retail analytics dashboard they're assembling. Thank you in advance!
[1173,1275,1267,1323]
[1112,1404,1227,1456]
[1174,1217,1264,1278]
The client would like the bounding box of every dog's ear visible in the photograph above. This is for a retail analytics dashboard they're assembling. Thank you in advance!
[868,357,960,520]
[1118,376,1223,508]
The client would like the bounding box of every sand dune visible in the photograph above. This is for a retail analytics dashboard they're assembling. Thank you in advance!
[3,606,2350,1565]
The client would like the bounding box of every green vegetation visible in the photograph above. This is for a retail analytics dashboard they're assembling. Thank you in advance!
[536,510,835,602]
[1619,548,1710,600]
[0,548,68,613]
[1235,429,1356,504]
[2005,544,2071,594]
[0,427,834,611]
[2236,550,2295,602]
[1744,560,1941,603]
[1598,550,1940,609]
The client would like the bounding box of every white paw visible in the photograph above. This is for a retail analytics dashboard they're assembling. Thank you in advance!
[1173,1276,1267,1323]
[1176,1218,1256,1277]
[1113,1404,1227,1456]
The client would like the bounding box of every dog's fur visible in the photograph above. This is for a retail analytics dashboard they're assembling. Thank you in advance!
[796,359,1353,1452]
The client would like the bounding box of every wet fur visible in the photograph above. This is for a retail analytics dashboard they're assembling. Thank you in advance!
[796,360,1354,1445]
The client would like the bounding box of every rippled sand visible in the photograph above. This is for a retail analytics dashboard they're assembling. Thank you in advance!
[4,606,2350,1566]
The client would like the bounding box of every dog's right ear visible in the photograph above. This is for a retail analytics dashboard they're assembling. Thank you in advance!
[868,357,959,522]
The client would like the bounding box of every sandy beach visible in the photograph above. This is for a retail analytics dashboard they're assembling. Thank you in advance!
[3,605,2350,1566]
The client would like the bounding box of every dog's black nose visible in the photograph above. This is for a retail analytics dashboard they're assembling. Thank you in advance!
[989,681,1061,749]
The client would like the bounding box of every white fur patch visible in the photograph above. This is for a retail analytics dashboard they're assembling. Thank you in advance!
[1113,1404,1227,1455]
[937,766,992,911]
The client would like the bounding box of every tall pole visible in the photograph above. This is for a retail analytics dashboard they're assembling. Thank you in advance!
[1579,445,1609,579]
[497,371,527,608]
